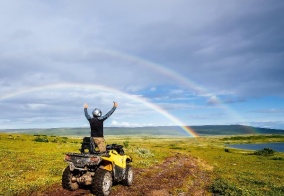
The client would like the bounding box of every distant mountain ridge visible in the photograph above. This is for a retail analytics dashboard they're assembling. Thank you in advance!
[1,125,284,136]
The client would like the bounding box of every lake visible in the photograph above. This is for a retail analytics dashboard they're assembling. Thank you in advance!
[226,142,284,152]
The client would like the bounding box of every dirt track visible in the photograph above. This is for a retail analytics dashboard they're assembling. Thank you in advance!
[37,153,212,196]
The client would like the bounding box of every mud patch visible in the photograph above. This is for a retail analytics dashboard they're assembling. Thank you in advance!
[37,153,212,196]
[111,153,212,196]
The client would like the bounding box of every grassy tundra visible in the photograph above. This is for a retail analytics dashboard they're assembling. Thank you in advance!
[0,133,283,195]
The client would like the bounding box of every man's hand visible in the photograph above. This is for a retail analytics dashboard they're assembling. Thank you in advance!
[113,101,118,107]
[84,103,88,108]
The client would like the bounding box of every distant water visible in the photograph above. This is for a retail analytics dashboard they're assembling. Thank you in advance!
[226,143,284,152]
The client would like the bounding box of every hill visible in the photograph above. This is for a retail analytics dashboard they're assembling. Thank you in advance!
[1,125,283,136]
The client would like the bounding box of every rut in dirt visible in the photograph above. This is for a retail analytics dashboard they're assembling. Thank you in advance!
[110,153,212,196]
[39,153,212,196]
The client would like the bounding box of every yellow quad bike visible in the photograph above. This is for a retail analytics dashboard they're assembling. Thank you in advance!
[62,137,133,196]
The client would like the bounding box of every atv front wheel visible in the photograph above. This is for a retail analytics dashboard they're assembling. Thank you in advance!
[62,166,79,190]
[91,169,113,196]
[122,164,133,186]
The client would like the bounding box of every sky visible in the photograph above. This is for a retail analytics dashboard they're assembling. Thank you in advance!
[0,0,284,131]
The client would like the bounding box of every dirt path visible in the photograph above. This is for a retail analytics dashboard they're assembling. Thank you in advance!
[37,153,212,196]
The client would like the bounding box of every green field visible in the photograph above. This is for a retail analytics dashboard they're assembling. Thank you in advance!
[0,133,284,195]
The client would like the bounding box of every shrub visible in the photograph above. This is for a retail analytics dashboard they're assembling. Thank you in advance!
[33,136,49,142]
[123,140,129,148]
[135,148,154,158]
[271,157,284,160]
[253,148,275,156]
[210,178,242,195]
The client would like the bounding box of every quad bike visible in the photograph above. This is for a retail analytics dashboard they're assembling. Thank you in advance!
[62,137,133,196]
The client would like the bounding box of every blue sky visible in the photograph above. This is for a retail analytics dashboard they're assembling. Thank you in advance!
[0,0,284,130]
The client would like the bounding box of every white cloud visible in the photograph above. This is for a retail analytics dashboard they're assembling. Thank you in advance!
[207,95,220,105]
[111,120,153,127]
[0,1,284,129]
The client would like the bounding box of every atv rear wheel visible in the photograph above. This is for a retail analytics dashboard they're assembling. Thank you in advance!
[62,166,79,190]
[122,164,133,186]
[91,169,113,196]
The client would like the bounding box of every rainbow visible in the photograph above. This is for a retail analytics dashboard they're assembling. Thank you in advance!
[88,48,255,133]
[0,49,256,135]
[0,83,199,137]
[97,49,244,116]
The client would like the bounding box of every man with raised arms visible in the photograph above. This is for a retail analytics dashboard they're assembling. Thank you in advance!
[84,101,118,153]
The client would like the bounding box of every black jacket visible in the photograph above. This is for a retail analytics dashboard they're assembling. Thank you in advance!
[84,106,116,137]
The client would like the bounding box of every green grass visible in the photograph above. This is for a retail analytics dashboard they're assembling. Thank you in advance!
[0,134,80,195]
[0,133,283,195]
[189,136,284,195]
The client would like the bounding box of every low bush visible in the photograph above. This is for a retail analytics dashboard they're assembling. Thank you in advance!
[123,140,129,148]
[271,156,284,160]
[253,148,275,156]
[33,136,49,142]
[210,178,242,195]
[135,148,154,158]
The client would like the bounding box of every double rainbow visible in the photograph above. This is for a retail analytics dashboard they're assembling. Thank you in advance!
[0,83,199,137]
